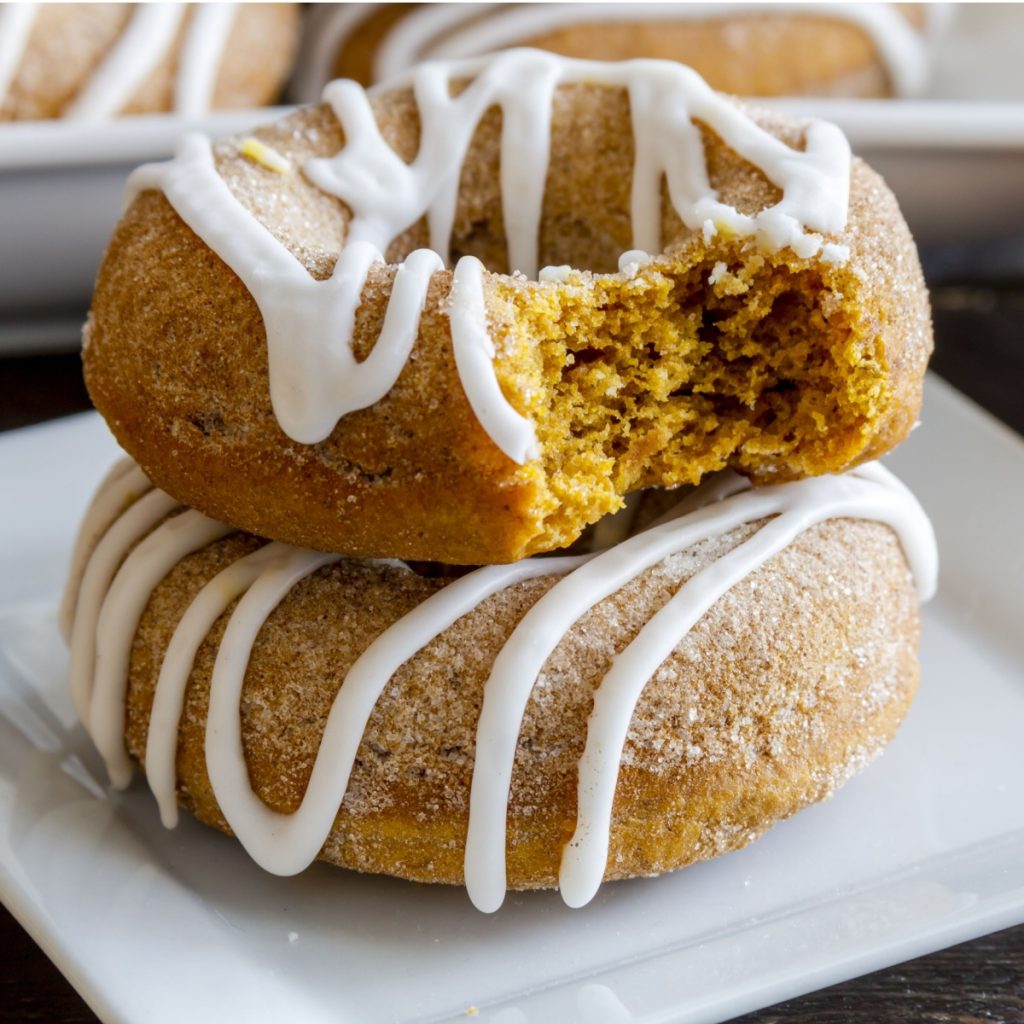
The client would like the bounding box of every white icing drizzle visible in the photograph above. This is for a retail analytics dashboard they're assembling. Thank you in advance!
[67,486,176,724]
[127,135,531,456]
[66,458,936,910]
[59,457,141,643]
[372,3,931,98]
[147,540,297,828]
[313,50,849,266]
[0,2,237,121]
[0,3,37,108]
[173,3,238,118]
[288,2,382,103]
[449,256,540,463]
[128,50,850,462]
[90,510,234,787]
[65,4,188,122]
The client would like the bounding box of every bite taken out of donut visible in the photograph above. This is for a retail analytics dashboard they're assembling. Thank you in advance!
[84,51,932,565]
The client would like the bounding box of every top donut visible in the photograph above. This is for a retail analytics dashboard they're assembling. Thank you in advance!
[84,50,932,564]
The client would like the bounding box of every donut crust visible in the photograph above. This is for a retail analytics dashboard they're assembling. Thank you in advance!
[512,9,926,99]
[0,3,300,122]
[116,514,920,890]
[85,84,932,564]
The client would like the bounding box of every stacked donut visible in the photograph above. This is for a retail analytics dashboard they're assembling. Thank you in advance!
[65,51,937,911]
[0,3,300,122]
[294,2,934,97]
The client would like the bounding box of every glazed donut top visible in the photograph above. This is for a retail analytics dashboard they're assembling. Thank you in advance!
[294,3,931,98]
[0,3,238,121]
[126,49,852,462]
[63,457,937,911]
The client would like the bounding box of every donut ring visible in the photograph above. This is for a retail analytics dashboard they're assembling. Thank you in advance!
[64,458,935,910]
[0,3,300,123]
[85,52,931,565]
[293,2,930,97]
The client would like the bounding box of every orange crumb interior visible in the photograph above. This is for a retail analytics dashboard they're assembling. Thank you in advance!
[495,248,887,556]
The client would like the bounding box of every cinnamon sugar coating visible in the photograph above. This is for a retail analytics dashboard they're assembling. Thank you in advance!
[0,3,300,122]
[331,6,924,96]
[119,514,920,890]
[85,81,931,563]
[510,9,926,99]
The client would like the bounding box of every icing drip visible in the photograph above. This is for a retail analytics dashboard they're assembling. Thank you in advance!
[307,51,562,278]
[310,50,850,267]
[0,4,37,107]
[65,4,188,122]
[174,3,238,118]
[0,3,237,121]
[128,50,850,461]
[65,459,937,910]
[68,486,176,724]
[449,256,540,463]
[205,550,583,874]
[90,510,233,787]
[127,135,533,457]
[59,457,140,643]
[372,3,931,98]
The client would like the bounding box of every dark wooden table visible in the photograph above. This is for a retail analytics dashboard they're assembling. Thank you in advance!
[1,274,1022,1022]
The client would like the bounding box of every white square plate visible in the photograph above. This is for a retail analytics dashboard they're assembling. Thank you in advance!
[0,374,1022,1024]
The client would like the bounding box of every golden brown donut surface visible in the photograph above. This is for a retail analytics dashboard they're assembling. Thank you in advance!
[316,3,929,96]
[112,512,919,891]
[85,69,931,564]
[473,9,928,99]
[0,3,300,122]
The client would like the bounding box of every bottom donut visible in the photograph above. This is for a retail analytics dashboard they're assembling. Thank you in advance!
[63,459,936,911]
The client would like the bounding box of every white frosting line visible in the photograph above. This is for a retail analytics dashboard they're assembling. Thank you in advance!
[376,3,930,98]
[64,4,187,122]
[449,256,539,464]
[174,3,237,118]
[465,463,935,911]
[309,53,561,277]
[59,457,142,643]
[129,51,852,464]
[558,466,936,907]
[68,459,937,909]
[371,3,493,87]
[0,3,37,108]
[1,3,236,122]
[68,486,178,724]
[147,540,286,827]
[289,2,381,103]
[130,131,531,461]
[89,510,233,788]
[205,553,583,874]
[335,50,851,263]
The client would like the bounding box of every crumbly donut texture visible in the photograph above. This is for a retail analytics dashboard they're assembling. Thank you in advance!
[0,3,300,122]
[85,84,931,563]
[115,514,919,889]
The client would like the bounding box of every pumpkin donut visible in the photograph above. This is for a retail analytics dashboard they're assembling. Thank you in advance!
[84,51,932,564]
[63,457,936,909]
[292,3,932,96]
[0,3,300,122]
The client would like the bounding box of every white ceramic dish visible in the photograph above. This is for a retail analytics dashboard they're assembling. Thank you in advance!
[0,108,291,322]
[2,5,1024,351]
[0,373,1022,1024]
